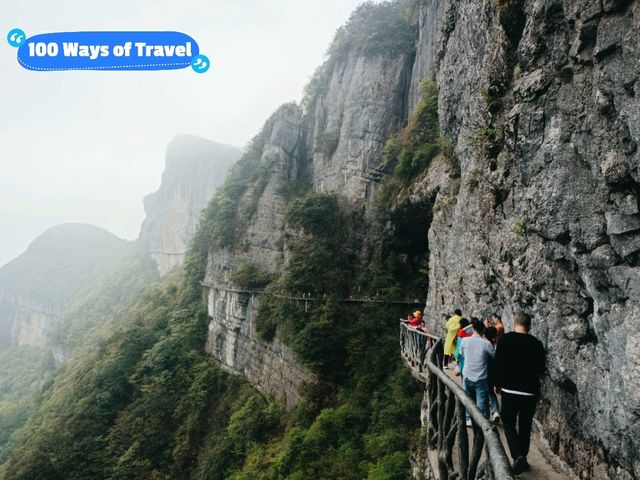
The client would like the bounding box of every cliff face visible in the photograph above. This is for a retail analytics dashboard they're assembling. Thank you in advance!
[140,135,241,275]
[307,51,414,200]
[202,104,310,409]
[419,0,640,478]
[0,224,124,348]
[199,0,639,476]
[204,278,313,410]
[201,14,420,407]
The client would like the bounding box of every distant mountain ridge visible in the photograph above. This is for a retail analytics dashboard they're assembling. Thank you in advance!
[0,223,125,348]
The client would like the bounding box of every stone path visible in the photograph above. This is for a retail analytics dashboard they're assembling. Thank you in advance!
[442,368,577,480]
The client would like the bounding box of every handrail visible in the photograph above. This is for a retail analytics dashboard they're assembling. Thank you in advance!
[400,319,439,339]
[399,319,439,377]
[399,321,514,480]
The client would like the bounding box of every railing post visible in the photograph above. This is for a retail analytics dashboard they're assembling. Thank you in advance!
[444,391,457,471]
[457,399,469,479]
[437,376,448,479]
[469,423,484,480]
[428,370,438,447]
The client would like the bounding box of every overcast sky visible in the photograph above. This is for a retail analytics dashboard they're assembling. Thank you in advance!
[0,0,364,267]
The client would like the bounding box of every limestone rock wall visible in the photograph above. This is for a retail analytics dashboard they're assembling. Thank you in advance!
[202,104,311,409]
[204,283,313,411]
[307,50,415,201]
[140,135,241,275]
[420,0,640,478]
[0,297,58,348]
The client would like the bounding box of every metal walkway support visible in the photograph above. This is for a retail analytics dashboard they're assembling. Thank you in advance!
[400,321,514,480]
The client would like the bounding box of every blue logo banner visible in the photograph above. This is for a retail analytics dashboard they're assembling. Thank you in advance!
[15,31,202,72]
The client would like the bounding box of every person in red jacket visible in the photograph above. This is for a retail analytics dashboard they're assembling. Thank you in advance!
[407,310,423,327]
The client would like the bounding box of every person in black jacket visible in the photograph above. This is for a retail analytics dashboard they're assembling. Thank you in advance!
[495,311,546,475]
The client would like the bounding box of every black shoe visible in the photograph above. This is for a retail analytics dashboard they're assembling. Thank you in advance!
[511,456,530,475]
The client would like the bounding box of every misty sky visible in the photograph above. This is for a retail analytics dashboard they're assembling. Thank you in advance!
[0,0,364,267]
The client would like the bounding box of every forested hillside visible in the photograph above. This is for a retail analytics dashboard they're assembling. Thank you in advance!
[0,236,158,467]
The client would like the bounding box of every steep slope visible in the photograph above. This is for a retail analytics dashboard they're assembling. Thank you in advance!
[140,135,241,275]
[0,223,124,348]
[200,0,421,410]
[0,226,158,463]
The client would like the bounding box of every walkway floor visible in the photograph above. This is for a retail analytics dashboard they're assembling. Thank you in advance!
[432,368,577,480]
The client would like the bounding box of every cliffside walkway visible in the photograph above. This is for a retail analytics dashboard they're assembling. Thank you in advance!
[201,282,423,306]
[399,322,575,480]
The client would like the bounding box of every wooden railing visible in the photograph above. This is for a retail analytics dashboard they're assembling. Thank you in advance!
[399,320,439,376]
[399,321,514,480]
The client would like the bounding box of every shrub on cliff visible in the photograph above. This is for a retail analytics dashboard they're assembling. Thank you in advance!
[230,262,274,290]
[303,0,417,107]
[195,128,276,253]
[283,193,353,297]
[381,79,441,181]
[328,0,417,59]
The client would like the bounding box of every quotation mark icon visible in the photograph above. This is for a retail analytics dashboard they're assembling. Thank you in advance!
[7,28,26,47]
[191,54,210,73]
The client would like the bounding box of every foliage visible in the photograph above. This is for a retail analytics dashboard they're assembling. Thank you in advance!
[228,363,421,480]
[512,218,526,236]
[481,88,503,114]
[0,240,158,460]
[381,80,442,181]
[328,0,416,59]
[2,229,421,480]
[1,267,256,480]
[0,4,429,476]
[0,346,55,463]
[468,125,505,158]
[194,129,276,252]
[0,172,423,480]
[230,262,275,290]
[278,177,312,201]
[282,193,353,297]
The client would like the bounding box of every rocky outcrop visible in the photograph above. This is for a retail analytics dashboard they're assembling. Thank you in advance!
[204,278,313,411]
[140,135,241,275]
[417,1,640,478]
[202,105,311,409]
[307,51,414,201]
[0,224,124,348]
[201,15,422,407]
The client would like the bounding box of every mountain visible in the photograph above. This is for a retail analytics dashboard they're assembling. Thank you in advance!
[2,1,640,479]
[0,134,239,469]
[140,135,241,275]
[0,223,124,348]
[0,224,158,464]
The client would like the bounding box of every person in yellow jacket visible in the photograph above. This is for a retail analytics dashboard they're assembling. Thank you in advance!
[444,309,462,368]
